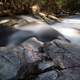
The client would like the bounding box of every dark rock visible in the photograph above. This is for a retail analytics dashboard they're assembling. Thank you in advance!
[35,71,58,80]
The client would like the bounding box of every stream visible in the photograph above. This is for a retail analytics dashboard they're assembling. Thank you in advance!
[51,15,80,45]
[19,15,80,45]
[0,15,80,80]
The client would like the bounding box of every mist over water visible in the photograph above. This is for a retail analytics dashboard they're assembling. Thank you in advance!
[50,15,80,45]
[21,15,80,45]
[1,15,80,45]
[27,15,80,45]
[18,15,80,45]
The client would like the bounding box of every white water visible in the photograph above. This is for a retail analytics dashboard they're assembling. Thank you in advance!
[20,15,80,45]
[1,15,80,45]
[50,15,80,45]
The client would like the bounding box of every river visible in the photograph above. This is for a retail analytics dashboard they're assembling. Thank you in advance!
[19,15,80,45]
[0,15,80,45]
[51,15,80,45]
[0,15,80,80]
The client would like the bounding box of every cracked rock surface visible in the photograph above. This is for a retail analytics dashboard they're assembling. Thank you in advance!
[0,39,80,80]
[0,16,80,80]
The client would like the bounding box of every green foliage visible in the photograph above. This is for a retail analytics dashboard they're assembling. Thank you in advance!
[56,0,64,5]
[63,0,80,12]
[0,0,80,16]
[39,0,48,5]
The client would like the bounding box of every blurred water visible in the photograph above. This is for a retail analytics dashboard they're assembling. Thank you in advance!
[21,15,80,45]
[0,15,80,80]
[1,15,80,45]
[50,15,80,45]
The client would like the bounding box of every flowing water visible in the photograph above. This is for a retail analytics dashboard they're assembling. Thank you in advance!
[0,15,80,45]
[19,15,80,45]
[0,15,80,80]
[51,15,80,45]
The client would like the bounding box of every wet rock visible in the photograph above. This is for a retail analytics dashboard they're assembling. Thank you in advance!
[38,61,54,70]
[0,38,45,80]
[0,39,80,80]
[58,67,80,80]
[35,71,58,80]
[0,51,20,80]
[44,40,80,80]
